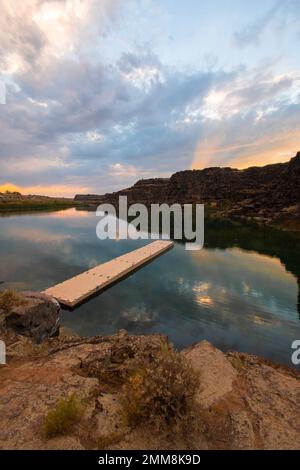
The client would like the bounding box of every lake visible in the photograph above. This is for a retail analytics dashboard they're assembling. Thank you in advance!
[0,208,300,368]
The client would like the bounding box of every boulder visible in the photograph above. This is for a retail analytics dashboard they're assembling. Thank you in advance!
[5,291,60,343]
[182,341,300,450]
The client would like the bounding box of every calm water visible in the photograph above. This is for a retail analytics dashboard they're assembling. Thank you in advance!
[0,208,300,368]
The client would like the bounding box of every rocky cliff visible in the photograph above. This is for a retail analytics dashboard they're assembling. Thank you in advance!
[75,152,300,227]
[75,178,170,206]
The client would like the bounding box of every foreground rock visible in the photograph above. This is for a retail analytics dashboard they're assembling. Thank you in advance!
[1,291,60,343]
[0,331,299,450]
[184,342,300,450]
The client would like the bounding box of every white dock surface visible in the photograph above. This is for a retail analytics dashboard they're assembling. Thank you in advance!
[43,240,174,308]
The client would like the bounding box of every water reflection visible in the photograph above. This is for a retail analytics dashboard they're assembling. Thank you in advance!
[0,209,300,367]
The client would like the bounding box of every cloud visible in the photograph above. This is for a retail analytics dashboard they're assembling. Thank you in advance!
[0,0,121,73]
[233,0,300,48]
[0,40,224,191]
[109,163,138,177]
[0,0,300,196]
[192,97,300,169]
[0,182,88,197]
[233,0,282,47]
[198,70,300,122]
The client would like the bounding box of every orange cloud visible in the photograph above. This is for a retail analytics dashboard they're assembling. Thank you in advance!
[192,129,300,170]
[0,182,89,198]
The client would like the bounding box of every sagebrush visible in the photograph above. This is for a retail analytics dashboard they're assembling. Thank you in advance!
[120,345,200,430]
[43,394,86,438]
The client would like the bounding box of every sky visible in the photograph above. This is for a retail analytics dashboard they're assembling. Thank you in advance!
[0,0,300,197]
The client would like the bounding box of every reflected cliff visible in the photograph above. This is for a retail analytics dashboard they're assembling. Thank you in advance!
[203,218,300,321]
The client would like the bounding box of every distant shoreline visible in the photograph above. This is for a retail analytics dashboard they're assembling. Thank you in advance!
[0,191,76,212]
[0,201,76,212]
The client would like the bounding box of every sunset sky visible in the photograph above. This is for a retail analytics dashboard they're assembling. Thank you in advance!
[0,0,300,197]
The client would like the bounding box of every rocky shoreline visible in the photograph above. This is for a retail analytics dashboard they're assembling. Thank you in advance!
[0,290,300,450]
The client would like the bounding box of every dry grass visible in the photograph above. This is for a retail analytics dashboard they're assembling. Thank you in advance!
[43,394,86,438]
[228,354,245,372]
[0,290,28,314]
[120,345,200,433]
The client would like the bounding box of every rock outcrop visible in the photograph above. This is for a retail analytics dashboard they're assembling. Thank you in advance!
[184,341,300,450]
[0,330,299,450]
[3,291,60,343]
[75,178,170,206]
[75,152,300,228]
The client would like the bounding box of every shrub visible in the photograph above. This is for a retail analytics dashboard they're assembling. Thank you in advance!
[120,345,200,430]
[0,289,28,314]
[43,394,86,438]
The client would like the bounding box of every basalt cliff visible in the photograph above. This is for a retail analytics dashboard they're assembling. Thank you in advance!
[75,152,300,229]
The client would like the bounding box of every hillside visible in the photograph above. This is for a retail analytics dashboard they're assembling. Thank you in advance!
[75,152,300,229]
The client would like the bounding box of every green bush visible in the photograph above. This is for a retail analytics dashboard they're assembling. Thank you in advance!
[120,346,200,430]
[43,394,86,438]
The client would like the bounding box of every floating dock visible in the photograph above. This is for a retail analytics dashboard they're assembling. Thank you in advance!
[43,240,174,308]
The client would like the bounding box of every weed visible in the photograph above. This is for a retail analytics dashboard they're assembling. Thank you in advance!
[43,394,86,438]
[120,346,200,432]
